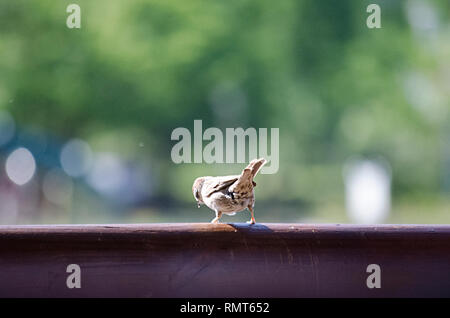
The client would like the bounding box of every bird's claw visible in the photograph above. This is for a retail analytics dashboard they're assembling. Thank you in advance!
[246,220,256,225]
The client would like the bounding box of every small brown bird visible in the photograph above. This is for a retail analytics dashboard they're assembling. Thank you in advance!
[192,158,266,224]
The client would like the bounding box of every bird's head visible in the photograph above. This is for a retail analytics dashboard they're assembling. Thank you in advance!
[192,177,205,208]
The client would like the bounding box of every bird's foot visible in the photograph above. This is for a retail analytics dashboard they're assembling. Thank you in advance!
[246,219,256,225]
[211,218,220,224]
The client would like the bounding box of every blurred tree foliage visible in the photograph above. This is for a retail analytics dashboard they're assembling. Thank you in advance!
[0,0,449,206]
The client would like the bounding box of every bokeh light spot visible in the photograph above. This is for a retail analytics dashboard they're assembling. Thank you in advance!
[6,147,36,186]
[60,139,93,177]
[87,153,128,197]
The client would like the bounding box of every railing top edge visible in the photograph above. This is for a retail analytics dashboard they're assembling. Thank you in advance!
[0,223,449,235]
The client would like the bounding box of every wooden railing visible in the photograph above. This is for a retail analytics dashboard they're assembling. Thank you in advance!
[0,223,449,297]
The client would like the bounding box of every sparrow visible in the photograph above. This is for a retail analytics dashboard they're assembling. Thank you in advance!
[192,158,266,224]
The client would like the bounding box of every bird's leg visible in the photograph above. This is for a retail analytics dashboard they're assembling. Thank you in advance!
[211,210,223,224]
[247,205,256,224]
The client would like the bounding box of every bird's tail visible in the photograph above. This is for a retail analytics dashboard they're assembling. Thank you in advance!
[229,158,266,193]
[245,158,267,178]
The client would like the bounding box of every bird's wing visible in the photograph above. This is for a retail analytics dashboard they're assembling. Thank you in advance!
[204,175,239,197]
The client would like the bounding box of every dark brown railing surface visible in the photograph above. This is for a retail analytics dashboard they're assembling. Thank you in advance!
[0,223,449,297]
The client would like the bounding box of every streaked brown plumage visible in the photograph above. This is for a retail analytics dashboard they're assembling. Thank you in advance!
[192,158,266,224]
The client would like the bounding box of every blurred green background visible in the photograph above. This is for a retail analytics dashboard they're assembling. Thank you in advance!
[0,0,449,224]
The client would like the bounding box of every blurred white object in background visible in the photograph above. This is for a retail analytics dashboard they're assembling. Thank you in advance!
[343,158,391,224]
[5,147,36,186]
[60,139,93,177]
